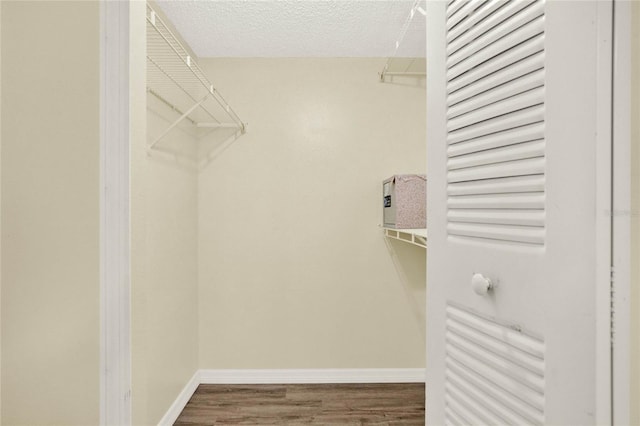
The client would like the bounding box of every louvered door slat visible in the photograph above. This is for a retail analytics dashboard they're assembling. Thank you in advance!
[446,382,505,425]
[446,320,545,373]
[446,1,505,44]
[446,343,545,407]
[446,0,485,33]
[447,15,545,81]
[447,69,544,118]
[447,34,544,94]
[448,193,544,210]
[448,122,544,157]
[448,210,545,227]
[447,175,545,197]
[448,139,544,170]
[447,86,544,131]
[446,354,544,411]
[445,360,544,425]
[447,0,534,54]
[446,0,546,247]
[447,0,470,20]
[445,393,487,425]
[447,52,544,109]
[445,405,468,426]
[447,305,546,357]
[447,105,543,145]
[447,371,519,424]
[444,304,546,424]
[447,0,543,67]
[447,223,544,244]
[447,157,544,183]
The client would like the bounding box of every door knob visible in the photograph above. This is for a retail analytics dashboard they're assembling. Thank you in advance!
[471,273,493,296]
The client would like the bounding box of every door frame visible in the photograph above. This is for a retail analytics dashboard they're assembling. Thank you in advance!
[99,0,131,424]
[596,1,614,423]
[611,0,632,424]
[96,0,633,423]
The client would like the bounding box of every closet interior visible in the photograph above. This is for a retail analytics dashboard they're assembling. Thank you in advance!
[135,2,427,423]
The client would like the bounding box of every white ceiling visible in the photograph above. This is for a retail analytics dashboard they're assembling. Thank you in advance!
[154,1,426,58]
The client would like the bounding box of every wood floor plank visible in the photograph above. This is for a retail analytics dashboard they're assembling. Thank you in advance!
[174,383,425,425]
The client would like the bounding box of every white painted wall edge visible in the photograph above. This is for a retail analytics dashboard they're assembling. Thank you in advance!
[595,1,614,424]
[0,0,3,421]
[158,368,426,425]
[612,0,632,424]
[99,1,131,424]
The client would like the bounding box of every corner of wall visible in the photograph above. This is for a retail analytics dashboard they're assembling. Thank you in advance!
[132,1,200,423]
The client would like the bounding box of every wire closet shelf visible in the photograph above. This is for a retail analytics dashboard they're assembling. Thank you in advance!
[146,3,246,149]
[379,0,426,82]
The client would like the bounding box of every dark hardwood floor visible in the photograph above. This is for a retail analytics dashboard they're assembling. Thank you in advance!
[174,383,425,425]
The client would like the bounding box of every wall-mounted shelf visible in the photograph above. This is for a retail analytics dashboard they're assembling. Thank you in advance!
[146,3,246,149]
[379,58,426,82]
[379,0,426,82]
[384,227,427,248]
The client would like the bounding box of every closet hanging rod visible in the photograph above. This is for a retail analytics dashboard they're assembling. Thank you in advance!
[196,123,243,129]
[147,88,197,126]
[383,71,426,76]
[149,87,238,130]
[150,96,209,149]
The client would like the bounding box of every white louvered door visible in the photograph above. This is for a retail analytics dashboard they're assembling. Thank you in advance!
[426,1,612,424]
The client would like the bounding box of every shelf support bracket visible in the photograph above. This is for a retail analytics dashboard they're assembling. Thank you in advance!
[149,95,208,149]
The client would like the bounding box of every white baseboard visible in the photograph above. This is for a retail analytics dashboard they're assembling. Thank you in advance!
[199,368,426,384]
[157,370,201,426]
[158,368,425,425]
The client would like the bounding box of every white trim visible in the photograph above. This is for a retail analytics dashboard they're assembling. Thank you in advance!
[0,0,3,420]
[595,1,614,424]
[158,368,425,425]
[198,368,426,384]
[612,0,632,424]
[157,371,202,426]
[100,1,131,425]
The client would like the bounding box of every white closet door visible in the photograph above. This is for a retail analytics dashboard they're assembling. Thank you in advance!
[426,1,612,424]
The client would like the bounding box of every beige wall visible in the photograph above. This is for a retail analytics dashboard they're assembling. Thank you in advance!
[631,1,639,424]
[197,58,426,369]
[0,1,99,424]
[131,2,200,424]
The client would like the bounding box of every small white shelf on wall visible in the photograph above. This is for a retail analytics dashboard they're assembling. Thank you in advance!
[146,3,246,149]
[379,0,426,82]
[383,227,427,248]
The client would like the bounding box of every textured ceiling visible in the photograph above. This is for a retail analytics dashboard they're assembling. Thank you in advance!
[154,1,426,58]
